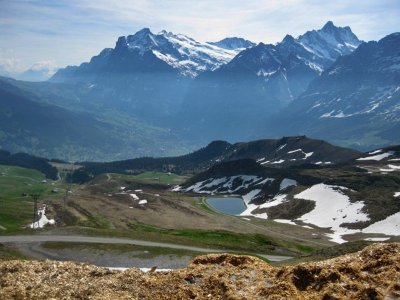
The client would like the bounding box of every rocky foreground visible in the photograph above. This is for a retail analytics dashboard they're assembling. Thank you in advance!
[0,243,399,299]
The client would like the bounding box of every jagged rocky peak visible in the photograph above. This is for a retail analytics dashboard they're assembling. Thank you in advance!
[208,37,256,50]
[266,32,400,150]
[281,34,296,44]
[322,20,336,31]
[298,21,362,62]
[102,28,250,77]
[118,28,168,52]
[216,21,362,82]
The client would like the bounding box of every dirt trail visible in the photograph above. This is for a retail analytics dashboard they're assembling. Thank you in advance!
[0,235,291,262]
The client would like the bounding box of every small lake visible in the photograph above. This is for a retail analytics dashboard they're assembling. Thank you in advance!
[206,197,246,215]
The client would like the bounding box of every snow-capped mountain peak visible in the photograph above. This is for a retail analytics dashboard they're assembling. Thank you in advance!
[298,21,362,64]
[214,21,362,91]
[113,28,255,77]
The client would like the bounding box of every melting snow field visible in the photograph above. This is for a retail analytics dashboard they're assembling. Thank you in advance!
[294,184,369,243]
[240,190,266,219]
[274,219,297,225]
[280,179,297,191]
[378,163,400,173]
[172,178,400,243]
[356,151,394,161]
[240,193,288,220]
[362,213,400,236]
[287,149,314,159]
[130,194,139,200]
[364,237,390,242]
[181,175,265,194]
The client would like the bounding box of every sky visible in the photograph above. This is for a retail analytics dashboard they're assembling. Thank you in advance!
[0,0,399,75]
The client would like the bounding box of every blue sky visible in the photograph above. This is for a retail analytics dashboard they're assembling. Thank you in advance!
[0,0,399,74]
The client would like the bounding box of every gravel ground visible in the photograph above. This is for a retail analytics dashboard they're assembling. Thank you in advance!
[0,243,399,299]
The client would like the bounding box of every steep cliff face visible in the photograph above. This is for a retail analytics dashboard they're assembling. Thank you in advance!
[0,243,399,299]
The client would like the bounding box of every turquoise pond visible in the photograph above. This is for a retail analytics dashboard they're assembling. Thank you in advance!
[205,197,246,215]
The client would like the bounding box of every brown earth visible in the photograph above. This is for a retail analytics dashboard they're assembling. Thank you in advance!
[0,243,399,299]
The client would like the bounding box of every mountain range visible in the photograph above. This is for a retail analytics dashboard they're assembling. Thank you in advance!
[179,21,362,141]
[262,32,400,149]
[0,21,398,161]
[77,136,360,178]
[51,29,252,80]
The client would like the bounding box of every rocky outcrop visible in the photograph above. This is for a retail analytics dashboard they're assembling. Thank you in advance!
[0,243,399,299]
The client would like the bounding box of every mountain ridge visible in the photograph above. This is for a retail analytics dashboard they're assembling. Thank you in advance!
[76,136,361,178]
[261,32,400,150]
[178,21,362,142]
[52,29,254,80]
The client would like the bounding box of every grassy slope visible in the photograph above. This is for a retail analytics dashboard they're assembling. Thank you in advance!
[0,165,47,230]
[0,164,68,231]
[0,166,316,256]
[129,171,187,185]
[0,243,27,260]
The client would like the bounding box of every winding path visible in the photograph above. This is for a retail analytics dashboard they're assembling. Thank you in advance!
[0,235,291,262]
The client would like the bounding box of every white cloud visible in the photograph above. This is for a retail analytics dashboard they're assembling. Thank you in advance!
[29,60,58,76]
[0,48,22,75]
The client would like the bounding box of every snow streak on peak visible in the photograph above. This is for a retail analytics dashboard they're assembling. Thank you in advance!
[221,21,361,85]
[119,28,254,77]
[298,21,362,63]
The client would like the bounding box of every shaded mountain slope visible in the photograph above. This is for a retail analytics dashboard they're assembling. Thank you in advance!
[179,22,361,142]
[0,77,198,161]
[262,32,400,150]
[0,150,57,179]
[77,136,360,178]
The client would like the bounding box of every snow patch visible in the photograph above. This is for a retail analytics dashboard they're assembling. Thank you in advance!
[255,178,275,185]
[368,149,382,155]
[130,194,139,200]
[242,189,262,205]
[357,151,395,161]
[279,179,297,191]
[294,184,369,243]
[270,159,285,164]
[274,219,296,225]
[362,213,400,236]
[287,149,313,160]
[364,237,390,242]
[29,206,55,229]
[302,225,313,229]
[287,149,302,154]
[388,164,400,170]
[259,194,288,209]
[276,144,287,152]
